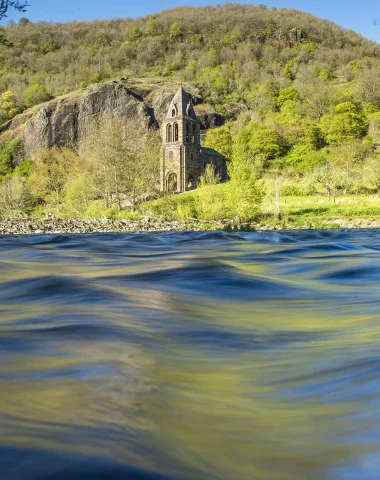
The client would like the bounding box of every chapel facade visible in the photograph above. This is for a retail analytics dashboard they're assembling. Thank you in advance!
[160,87,227,193]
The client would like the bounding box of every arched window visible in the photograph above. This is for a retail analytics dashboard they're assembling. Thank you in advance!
[167,172,178,193]
[187,173,195,190]
[185,123,191,142]
[172,109,176,117]
[166,124,172,143]
[174,123,179,142]
[192,124,197,143]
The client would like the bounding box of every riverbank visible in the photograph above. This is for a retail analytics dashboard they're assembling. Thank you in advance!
[2,215,380,235]
[0,217,204,235]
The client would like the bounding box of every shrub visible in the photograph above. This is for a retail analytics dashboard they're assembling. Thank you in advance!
[0,176,30,217]
[226,140,264,221]
[0,138,22,176]
[25,85,51,107]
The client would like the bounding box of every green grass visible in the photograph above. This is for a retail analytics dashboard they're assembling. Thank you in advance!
[142,188,380,230]
[142,183,229,221]
[263,194,380,229]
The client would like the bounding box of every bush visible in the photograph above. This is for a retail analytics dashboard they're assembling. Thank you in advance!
[39,42,58,55]
[84,200,108,219]
[13,159,32,177]
[63,174,96,217]
[177,199,197,220]
[281,183,307,196]
[226,140,264,221]
[0,138,22,176]
[0,176,30,217]
[25,85,51,107]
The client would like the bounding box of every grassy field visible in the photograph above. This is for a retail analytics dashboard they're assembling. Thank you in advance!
[142,186,380,230]
[266,195,380,229]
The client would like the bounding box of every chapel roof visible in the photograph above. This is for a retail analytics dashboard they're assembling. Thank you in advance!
[201,147,225,158]
[166,87,198,120]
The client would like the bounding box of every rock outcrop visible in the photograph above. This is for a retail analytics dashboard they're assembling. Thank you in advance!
[4,82,159,159]
[194,104,225,130]
[222,102,249,120]
[0,79,213,162]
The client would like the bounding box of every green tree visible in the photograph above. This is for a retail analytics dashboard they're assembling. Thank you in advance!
[286,147,327,174]
[129,26,142,41]
[357,68,380,105]
[145,19,157,36]
[25,84,51,107]
[169,22,182,39]
[296,75,339,120]
[226,139,264,221]
[368,112,380,147]
[64,173,98,217]
[39,42,58,55]
[88,73,101,84]
[320,109,368,145]
[0,176,29,217]
[0,90,20,121]
[247,81,278,113]
[28,147,80,205]
[308,161,341,199]
[333,101,358,114]
[204,127,233,158]
[328,140,371,193]
[248,128,288,168]
[18,16,29,25]
[0,138,21,176]
[277,87,299,108]
[13,158,32,177]
[183,59,198,80]
[362,155,380,192]
[299,123,325,149]
[196,164,224,220]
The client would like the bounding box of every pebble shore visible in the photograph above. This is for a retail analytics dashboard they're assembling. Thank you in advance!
[1,216,380,235]
[0,217,226,235]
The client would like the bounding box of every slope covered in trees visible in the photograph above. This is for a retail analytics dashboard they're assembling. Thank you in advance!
[0,3,379,117]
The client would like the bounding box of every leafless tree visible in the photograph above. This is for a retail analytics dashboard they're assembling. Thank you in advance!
[79,118,160,211]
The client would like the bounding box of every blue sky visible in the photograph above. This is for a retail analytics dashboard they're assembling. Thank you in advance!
[5,0,380,42]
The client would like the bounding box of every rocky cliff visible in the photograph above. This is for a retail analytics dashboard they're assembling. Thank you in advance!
[0,79,229,162]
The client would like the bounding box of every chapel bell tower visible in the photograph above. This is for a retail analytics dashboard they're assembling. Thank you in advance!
[160,87,202,193]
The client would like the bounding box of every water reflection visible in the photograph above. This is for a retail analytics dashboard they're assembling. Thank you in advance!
[0,230,379,479]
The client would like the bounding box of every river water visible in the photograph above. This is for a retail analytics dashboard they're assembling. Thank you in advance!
[0,230,380,480]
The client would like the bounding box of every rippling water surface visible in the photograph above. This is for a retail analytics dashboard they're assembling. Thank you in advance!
[1,230,380,480]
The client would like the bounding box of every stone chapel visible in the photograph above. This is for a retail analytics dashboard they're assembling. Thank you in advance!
[160,87,228,193]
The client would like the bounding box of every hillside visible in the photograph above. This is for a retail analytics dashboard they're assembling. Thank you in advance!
[0,3,379,119]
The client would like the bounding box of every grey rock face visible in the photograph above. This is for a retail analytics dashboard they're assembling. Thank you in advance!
[194,104,225,130]
[18,82,158,157]
[222,102,249,120]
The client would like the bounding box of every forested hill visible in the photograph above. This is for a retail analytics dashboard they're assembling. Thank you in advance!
[0,2,379,122]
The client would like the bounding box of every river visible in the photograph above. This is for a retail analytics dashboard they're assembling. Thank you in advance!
[0,230,379,480]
